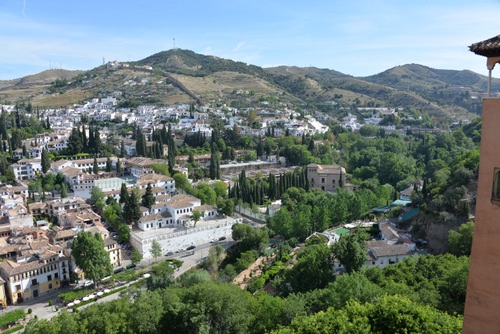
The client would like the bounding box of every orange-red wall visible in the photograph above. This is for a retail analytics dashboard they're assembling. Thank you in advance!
[464,98,500,333]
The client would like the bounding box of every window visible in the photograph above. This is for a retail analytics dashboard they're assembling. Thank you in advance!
[493,168,500,201]
[48,283,52,289]
[55,273,58,279]
[47,275,52,281]
[32,279,38,285]
[321,178,325,183]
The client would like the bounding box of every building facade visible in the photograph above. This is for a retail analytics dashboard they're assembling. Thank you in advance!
[0,251,69,304]
[307,163,346,192]
[464,35,500,333]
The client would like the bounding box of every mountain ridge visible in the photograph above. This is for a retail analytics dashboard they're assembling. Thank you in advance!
[0,49,494,120]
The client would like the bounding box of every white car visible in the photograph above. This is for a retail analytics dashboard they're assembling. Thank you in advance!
[176,248,185,253]
[210,238,219,243]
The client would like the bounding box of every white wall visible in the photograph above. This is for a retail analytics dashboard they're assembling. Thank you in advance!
[131,218,241,258]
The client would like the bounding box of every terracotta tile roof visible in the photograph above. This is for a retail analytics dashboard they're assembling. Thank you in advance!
[52,159,71,168]
[139,173,173,182]
[139,213,161,222]
[104,238,119,247]
[59,166,82,178]
[194,205,215,211]
[470,35,500,57]
[367,240,411,258]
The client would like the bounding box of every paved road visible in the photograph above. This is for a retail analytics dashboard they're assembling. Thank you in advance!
[2,238,235,324]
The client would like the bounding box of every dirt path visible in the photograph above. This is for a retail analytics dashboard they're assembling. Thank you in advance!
[233,254,275,290]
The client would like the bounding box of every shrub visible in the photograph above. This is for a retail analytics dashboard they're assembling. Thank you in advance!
[27,309,32,314]
[48,300,53,306]
[0,310,26,327]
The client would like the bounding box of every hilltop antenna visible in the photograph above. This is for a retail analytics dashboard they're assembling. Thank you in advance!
[173,38,176,50]
[103,57,105,66]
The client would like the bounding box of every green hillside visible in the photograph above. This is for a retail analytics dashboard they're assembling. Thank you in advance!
[0,50,489,120]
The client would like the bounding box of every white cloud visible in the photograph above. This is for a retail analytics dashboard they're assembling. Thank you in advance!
[233,42,246,52]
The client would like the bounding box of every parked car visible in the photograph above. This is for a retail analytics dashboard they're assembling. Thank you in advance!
[219,236,227,241]
[186,245,196,250]
[166,251,174,256]
[210,238,219,243]
[176,248,185,253]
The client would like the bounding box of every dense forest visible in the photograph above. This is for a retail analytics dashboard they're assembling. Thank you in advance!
[22,252,467,333]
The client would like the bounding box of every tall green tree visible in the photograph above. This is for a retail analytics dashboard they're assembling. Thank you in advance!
[61,183,68,198]
[331,230,367,274]
[66,127,83,155]
[119,183,128,204]
[167,125,176,175]
[150,240,162,260]
[142,183,156,212]
[71,232,113,286]
[90,186,105,212]
[116,158,122,174]
[190,210,202,227]
[123,188,141,224]
[41,148,50,174]
[120,140,126,158]
[131,249,143,265]
[105,157,112,172]
[448,221,474,256]
[136,128,147,156]
[93,156,99,174]
[0,111,7,140]
[286,243,334,293]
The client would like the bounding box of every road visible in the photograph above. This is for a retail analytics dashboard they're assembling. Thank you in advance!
[166,238,235,275]
[4,238,236,325]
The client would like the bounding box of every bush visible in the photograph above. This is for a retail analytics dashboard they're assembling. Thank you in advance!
[48,300,53,306]
[27,308,32,314]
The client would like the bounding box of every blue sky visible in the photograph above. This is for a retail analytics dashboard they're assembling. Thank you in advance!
[1,0,499,80]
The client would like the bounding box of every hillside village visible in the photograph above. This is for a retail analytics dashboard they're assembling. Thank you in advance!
[0,84,448,310]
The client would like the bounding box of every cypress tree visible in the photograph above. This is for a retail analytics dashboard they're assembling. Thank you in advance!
[142,183,156,212]
[116,158,122,174]
[0,111,7,140]
[41,148,50,174]
[93,127,102,154]
[119,183,128,204]
[106,157,112,172]
[120,141,126,158]
[304,167,310,192]
[61,183,68,198]
[93,156,99,174]
[308,137,315,154]
[167,124,176,174]
[82,126,88,152]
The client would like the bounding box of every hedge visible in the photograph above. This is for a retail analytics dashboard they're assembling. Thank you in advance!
[0,310,26,328]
